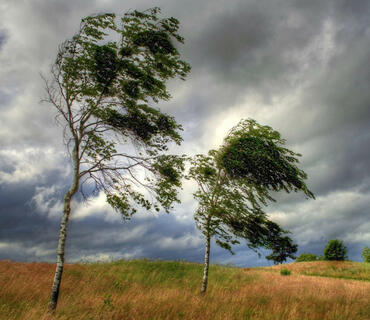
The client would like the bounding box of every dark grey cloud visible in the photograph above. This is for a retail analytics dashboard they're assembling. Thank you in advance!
[163,0,370,144]
[0,180,264,266]
[186,0,330,100]
[0,30,7,50]
[0,0,369,266]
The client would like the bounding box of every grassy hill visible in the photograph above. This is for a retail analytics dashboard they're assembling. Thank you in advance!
[0,259,369,320]
[261,260,370,281]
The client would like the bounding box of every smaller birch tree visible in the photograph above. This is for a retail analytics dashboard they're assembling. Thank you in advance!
[43,8,190,311]
[187,119,314,293]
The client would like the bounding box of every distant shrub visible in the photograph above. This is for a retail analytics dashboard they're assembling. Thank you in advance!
[362,247,370,263]
[280,268,291,276]
[323,239,347,261]
[295,253,318,262]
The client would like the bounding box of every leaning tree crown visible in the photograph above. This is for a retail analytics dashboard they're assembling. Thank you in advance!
[43,8,190,311]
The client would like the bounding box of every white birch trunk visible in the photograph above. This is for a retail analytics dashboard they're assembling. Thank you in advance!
[48,145,79,311]
[201,232,211,293]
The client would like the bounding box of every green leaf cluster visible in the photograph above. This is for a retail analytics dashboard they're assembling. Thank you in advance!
[362,247,370,263]
[295,252,319,262]
[218,119,314,199]
[152,154,186,211]
[48,8,190,219]
[57,8,189,149]
[323,239,347,261]
[188,119,315,263]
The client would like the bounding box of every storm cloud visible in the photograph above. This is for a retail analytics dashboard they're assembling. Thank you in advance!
[0,0,369,266]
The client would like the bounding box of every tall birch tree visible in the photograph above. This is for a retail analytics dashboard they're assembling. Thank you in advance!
[187,119,314,293]
[42,8,190,311]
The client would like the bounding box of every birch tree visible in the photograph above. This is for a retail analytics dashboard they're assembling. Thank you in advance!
[187,119,314,293]
[42,8,190,311]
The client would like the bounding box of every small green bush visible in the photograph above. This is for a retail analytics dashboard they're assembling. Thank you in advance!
[280,268,291,276]
[362,247,370,263]
[323,239,347,261]
[295,253,318,262]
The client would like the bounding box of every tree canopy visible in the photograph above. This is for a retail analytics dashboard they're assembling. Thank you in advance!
[44,7,191,216]
[188,150,298,259]
[218,119,314,198]
[323,239,347,261]
[44,7,190,311]
[187,119,314,292]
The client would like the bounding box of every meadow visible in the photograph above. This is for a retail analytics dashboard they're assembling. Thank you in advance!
[0,259,369,320]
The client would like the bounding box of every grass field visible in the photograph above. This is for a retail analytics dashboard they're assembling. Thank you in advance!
[0,259,369,320]
[262,260,370,281]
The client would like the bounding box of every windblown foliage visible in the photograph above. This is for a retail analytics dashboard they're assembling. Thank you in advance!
[43,7,190,311]
[218,119,314,198]
[188,119,314,291]
[188,150,299,259]
[45,8,190,216]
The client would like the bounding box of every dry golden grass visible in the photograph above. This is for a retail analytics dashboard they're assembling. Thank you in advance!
[0,259,369,320]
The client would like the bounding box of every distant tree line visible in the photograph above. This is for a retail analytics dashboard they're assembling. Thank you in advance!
[295,240,370,262]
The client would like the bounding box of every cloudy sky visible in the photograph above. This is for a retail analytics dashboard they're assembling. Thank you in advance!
[0,0,369,267]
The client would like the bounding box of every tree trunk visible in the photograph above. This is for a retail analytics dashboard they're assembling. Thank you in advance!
[48,146,79,312]
[201,232,211,293]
